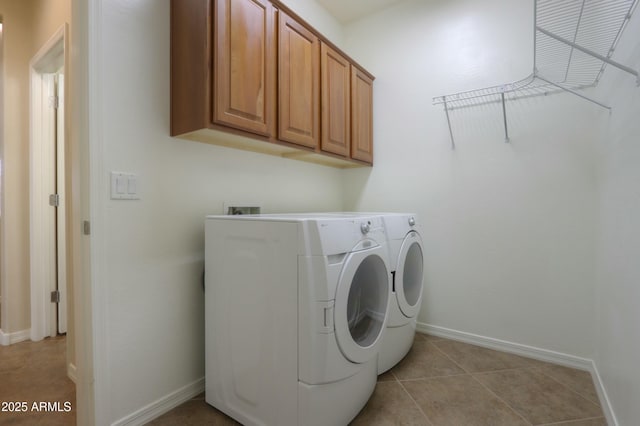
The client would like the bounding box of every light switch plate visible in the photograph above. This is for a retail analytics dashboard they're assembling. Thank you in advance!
[111,172,140,200]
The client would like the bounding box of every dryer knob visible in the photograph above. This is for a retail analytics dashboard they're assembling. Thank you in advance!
[360,222,371,234]
[408,217,416,227]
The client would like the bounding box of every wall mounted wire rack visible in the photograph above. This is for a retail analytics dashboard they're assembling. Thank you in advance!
[433,0,640,149]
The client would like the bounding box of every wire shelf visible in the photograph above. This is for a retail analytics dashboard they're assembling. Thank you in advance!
[433,0,640,147]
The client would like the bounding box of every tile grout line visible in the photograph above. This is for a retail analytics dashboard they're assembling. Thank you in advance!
[536,368,603,408]
[396,378,436,426]
[429,339,535,425]
[389,368,399,382]
[430,339,550,374]
[428,340,472,374]
[470,365,543,376]
[469,373,534,426]
[396,372,469,382]
[391,340,470,382]
[386,342,434,426]
[429,340,532,425]
[412,340,534,426]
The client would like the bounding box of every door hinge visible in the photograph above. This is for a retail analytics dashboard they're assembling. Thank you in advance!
[49,194,60,207]
[83,220,91,235]
[51,290,60,303]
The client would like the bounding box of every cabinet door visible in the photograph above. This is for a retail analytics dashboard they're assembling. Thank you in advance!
[213,0,276,136]
[351,66,374,164]
[320,43,350,157]
[278,11,319,149]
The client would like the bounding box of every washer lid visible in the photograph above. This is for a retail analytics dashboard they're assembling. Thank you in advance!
[395,231,424,318]
[334,246,391,364]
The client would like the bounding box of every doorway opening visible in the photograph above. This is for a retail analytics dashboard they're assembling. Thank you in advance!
[30,24,69,342]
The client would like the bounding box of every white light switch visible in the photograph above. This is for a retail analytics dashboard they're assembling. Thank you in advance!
[127,175,137,195]
[116,175,126,194]
[111,172,140,200]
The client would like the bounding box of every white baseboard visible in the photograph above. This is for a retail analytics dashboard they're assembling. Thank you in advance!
[68,362,77,384]
[0,328,31,346]
[417,322,592,370]
[111,377,205,426]
[417,322,617,425]
[589,360,618,426]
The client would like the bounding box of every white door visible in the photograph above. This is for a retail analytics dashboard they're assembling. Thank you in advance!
[395,231,424,318]
[29,27,67,340]
[334,246,391,363]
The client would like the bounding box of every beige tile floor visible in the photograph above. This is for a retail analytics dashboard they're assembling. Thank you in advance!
[0,335,76,425]
[0,334,603,425]
[151,333,606,426]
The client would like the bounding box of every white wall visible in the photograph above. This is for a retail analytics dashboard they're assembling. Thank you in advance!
[0,0,71,336]
[0,0,34,336]
[342,0,600,358]
[280,0,344,48]
[93,0,345,423]
[593,8,640,425]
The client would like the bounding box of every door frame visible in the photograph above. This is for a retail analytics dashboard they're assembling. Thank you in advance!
[71,0,98,422]
[29,24,68,341]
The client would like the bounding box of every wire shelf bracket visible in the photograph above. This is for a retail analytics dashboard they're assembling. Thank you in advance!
[433,0,640,149]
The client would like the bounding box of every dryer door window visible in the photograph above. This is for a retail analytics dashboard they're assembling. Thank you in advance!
[334,246,390,364]
[396,231,424,318]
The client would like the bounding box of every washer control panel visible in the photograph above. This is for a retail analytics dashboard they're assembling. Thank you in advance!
[360,221,371,234]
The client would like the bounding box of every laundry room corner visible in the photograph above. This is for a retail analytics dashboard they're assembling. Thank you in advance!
[592,5,640,423]
[340,0,600,360]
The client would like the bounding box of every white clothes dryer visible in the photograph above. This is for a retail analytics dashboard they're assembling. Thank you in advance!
[377,213,424,374]
[204,214,391,426]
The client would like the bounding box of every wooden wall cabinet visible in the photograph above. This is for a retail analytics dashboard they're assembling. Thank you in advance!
[320,43,350,157]
[171,0,374,168]
[213,0,276,136]
[351,66,374,163]
[278,12,319,149]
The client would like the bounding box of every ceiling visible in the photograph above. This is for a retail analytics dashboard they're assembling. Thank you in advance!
[314,0,406,23]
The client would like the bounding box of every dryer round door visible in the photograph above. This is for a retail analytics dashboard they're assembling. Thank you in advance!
[395,231,424,318]
[334,246,391,364]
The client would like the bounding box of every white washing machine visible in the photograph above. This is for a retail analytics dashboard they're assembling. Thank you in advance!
[204,214,391,426]
[377,213,424,374]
